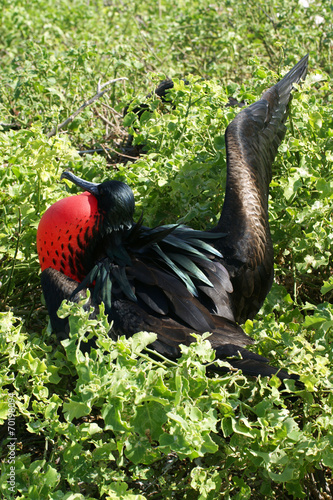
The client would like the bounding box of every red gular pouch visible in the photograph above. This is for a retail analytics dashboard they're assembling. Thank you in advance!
[37,192,101,282]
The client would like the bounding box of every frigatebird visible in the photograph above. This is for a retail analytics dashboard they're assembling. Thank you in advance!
[37,55,308,379]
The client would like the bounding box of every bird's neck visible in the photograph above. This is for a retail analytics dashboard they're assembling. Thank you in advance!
[78,219,131,278]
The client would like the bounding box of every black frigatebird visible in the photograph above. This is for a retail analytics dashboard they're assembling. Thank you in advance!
[37,55,308,379]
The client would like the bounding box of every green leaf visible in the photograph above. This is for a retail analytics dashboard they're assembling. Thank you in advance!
[63,400,91,421]
[102,400,132,432]
[268,466,296,483]
[321,277,333,295]
[309,111,322,129]
[43,465,59,487]
[132,402,168,440]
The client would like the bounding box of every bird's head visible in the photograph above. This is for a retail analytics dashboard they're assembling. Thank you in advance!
[61,171,135,231]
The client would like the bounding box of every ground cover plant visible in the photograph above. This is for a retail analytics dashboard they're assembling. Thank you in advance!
[0,0,332,498]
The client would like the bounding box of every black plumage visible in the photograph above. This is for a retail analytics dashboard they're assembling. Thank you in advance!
[39,55,308,380]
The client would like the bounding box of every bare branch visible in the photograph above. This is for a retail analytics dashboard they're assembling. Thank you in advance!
[106,145,140,160]
[100,143,114,161]
[77,145,139,161]
[47,77,128,138]
[101,102,123,117]
[95,110,115,128]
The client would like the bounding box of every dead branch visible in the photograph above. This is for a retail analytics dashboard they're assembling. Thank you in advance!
[106,145,140,160]
[95,110,115,128]
[101,102,123,117]
[47,77,128,138]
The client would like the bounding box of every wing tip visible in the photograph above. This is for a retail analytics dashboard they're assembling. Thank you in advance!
[276,54,309,94]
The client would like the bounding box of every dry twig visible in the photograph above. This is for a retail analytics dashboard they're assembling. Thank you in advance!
[101,102,123,117]
[106,145,141,160]
[95,110,115,128]
[47,77,127,138]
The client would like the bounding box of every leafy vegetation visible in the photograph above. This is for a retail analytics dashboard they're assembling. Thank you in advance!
[0,0,332,498]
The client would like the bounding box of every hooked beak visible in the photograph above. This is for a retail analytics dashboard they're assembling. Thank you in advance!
[61,171,99,196]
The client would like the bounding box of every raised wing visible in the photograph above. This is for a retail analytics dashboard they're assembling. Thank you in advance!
[215,55,308,323]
